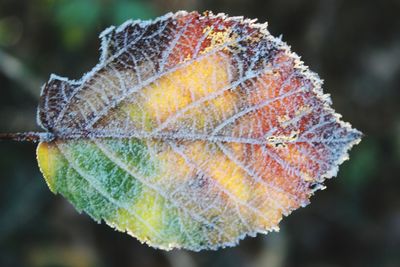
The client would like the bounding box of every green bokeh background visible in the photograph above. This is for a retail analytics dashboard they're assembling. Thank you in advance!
[0,0,399,266]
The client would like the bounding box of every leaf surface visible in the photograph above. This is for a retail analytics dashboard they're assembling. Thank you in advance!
[36,11,362,250]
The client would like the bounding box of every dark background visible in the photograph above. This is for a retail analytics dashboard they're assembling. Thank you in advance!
[0,0,399,266]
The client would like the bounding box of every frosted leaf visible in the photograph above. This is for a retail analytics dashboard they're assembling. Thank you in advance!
[36,11,362,251]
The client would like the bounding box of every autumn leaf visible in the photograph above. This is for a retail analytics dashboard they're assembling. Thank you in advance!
[2,11,362,251]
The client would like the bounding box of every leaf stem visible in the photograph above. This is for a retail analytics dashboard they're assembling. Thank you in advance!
[0,132,54,143]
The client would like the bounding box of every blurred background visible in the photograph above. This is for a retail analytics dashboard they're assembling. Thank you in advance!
[0,0,399,266]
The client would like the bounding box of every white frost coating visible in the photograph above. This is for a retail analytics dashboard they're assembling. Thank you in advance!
[38,11,362,251]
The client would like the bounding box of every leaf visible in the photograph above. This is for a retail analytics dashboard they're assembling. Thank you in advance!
[35,11,362,251]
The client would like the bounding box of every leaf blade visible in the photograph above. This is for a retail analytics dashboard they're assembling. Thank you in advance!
[36,11,362,251]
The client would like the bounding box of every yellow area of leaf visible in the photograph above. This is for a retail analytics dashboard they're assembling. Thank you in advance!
[37,142,60,193]
[123,104,154,131]
[115,189,165,242]
[210,159,250,202]
[201,26,236,54]
[156,146,192,182]
[185,142,251,202]
[123,54,237,130]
